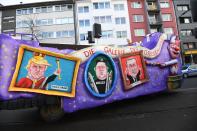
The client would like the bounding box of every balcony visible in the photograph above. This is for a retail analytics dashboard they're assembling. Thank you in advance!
[147,4,160,12]
[149,20,162,26]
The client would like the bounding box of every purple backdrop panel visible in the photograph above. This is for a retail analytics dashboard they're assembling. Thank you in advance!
[0,34,37,100]
[141,32,162,49]
[62,41,176,113]
[0,33,75,100]
[16,39,39,47]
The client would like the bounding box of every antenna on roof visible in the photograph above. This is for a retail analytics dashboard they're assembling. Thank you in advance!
[20,2,23,4]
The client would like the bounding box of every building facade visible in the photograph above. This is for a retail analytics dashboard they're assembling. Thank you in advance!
[76,0,131,45]
[0,0,76,45]
[173,0,197,64]
[128,0,178,42]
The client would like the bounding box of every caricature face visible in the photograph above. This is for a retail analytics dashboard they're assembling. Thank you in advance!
[28,62,47,80]
[126,58,139,77]
[169,40,180,59]
[95,61,107,80]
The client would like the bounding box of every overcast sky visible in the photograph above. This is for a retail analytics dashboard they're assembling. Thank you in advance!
[0,0,56,5]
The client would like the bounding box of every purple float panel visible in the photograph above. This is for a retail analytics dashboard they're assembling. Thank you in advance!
[16,39,39,47]
[0,34,42,100]
[62,34,182,113]
[0,33,75,100]
[141,32,162,49]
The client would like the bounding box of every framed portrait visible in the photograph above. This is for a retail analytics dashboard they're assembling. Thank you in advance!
[9,45,81,97]
[84,52,117,98]
[119,51,148,90]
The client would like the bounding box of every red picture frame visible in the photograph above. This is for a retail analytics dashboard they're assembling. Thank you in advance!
[119,51,149,90]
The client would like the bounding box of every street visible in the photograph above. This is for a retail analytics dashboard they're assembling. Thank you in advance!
[0,77,197,131]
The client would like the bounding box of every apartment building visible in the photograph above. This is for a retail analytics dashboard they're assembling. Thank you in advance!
[0,0,76,45]
[128,0,178,42]
[173,0,197,64]
[76,0,131,45]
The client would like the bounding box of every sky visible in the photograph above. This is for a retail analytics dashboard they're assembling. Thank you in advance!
[0,0,57,6]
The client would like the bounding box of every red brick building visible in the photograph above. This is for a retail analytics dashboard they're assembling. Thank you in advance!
[127,0,178,42]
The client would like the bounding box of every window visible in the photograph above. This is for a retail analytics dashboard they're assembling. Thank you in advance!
[78,6,89,13]
[56,18,62,24]
[147,2,157,10]
[67,5,73,10]
[150,28,158,33]
[106,16,112,23]
[35,19,53,26]
[55,5,61,11]
[134,29,145,36]
[21,20,30,28]
[61,4,73,11]
[131,2,142,8]
[16,21,22,28]
[28,8,33,14]
[190,64,197,69]
[93,2,110,9]
[180,29,193,36]
[94,16,112,23]
[164,28,173,34]
[41,32,55,39]
[149,14,157,24]
[35,20,41,26]
[41,19,48,25]
[22,9,28,15]
[116,31,127,38]
[61,5,67,11]
[48,19,53,25]
[115,17,126,24]
[160,1,170,8]
[55,17,73,24]
[133,15,144,22]
[102,30,113,38]
[79,19,90,27]
[35,7,41,13]
[56,30,74,38]
[80,33,88,41]
[177,5,189,11]
[68,18,74,23]
[114,4,124,11]
[183,43,195,49]
[105,2,110,8]
[162,14,172,21]
[180,17,192,24]
[41,7,47,13]
[18,8,33,15]
[16,10,22,15]
[47,6,53,12]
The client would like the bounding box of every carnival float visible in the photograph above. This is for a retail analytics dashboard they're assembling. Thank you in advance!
[0,32,182,121]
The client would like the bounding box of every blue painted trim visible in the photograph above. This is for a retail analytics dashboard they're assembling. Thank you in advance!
[84,52,118,98]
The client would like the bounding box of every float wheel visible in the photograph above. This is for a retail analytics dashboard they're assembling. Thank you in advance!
[40,104,65,122]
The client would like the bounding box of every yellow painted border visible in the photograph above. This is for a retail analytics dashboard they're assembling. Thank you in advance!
[9,45,81,97]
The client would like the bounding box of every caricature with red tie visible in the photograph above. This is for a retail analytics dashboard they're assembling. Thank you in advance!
[16,53,61,90]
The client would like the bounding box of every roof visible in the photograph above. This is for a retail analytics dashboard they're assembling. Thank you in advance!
[0,0,74,10]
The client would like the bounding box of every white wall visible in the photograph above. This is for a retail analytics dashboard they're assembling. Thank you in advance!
[15,6,75,44]
[76,0,131,45]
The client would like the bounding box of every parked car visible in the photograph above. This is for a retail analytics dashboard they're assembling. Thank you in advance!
[182,64,197,78]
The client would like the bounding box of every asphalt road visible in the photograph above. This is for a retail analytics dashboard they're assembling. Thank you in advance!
[0,77,197,131]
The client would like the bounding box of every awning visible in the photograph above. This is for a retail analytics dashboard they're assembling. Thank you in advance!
[184,50,197,55]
